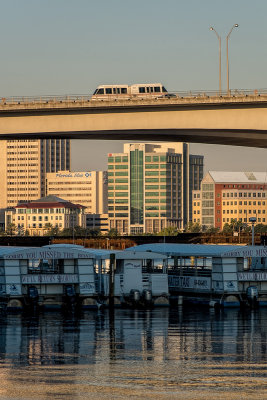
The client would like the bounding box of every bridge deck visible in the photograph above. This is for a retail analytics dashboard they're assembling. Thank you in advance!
[0,89,267,147]
[1,90,267,112]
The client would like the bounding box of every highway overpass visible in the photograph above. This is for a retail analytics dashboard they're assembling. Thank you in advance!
[1,91,267,147]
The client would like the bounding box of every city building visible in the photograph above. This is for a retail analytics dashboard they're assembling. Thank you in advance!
[46,170,107,214]
[0,139,70,209]
[6,195,86,236]
[86,213,109,234]
[194,171,267,230]
[192,189,202,224]
[108,143,203,234]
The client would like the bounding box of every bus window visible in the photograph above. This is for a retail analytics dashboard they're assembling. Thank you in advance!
[121,88,127,94]
[105,88,112,94]
[139,87,145,93]
[162,86,167,92]
[97,88,104,95]
[154,86,160,92]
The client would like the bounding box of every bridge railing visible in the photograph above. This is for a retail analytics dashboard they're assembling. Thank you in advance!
[1,88,267,106]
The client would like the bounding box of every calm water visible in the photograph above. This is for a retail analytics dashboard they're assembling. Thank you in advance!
[0,307,267,399]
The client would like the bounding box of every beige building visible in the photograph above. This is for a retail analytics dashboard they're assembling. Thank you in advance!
[7,195,86,236]
[86,213,109,234]
[192,190,202,224]
[193,171,267,230]
[108,142,203,234]
[0,139,70,209]
[46,170,107,214]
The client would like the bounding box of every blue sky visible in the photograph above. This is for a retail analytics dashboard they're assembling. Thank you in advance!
[2,0,267,172]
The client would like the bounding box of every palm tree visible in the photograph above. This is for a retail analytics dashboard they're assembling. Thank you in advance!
[158,226,180,236]
[5,223,17,236]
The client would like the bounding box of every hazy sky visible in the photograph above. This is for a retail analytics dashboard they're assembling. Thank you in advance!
[2,0,267,173]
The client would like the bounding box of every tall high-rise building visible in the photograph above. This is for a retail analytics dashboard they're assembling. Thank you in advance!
[108,143,203,234]
[0,139,70,208]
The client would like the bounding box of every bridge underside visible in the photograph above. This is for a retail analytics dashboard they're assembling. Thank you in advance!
[1,100,267,147]
[2,129,267,148]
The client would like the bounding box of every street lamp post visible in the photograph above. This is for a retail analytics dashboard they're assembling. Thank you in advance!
[226,24,239,95]
[210,27,222,95]
[249,217,257,246]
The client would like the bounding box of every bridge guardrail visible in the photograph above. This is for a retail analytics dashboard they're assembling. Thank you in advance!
[1,88,267,108]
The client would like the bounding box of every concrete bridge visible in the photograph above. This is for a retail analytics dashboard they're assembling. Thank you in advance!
[1,90,267,147]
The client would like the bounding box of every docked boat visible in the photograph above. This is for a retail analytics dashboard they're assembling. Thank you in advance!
[0,244,169,311]
[125,243,267,308]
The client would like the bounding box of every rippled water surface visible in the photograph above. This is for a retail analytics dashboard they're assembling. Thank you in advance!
[0,308,267,399]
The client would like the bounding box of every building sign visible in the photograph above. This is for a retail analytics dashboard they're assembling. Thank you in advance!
[168,275,211,290]
[124,260,142,269]
[21,274,79,284]
[79,282,95,294]
[4,249,93,260]
[222,247,267,258]
[224,281,238,291]
[238,272,267,281]
[55,172,92,178]
[6,284,21,295]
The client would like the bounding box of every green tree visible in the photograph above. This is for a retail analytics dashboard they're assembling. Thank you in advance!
[44,224,60,236]
[222,223,232,234]
[17,225,25,236]
[59,227,72,237]
[85,228,101,237]
[44,223,54,236]
[254,224,267,234]
[107,228,119,237]
[158,226,180,236]
[205,226,220,234]
[184,222,201,233]
[5,223,17,236]
[229,219,244,233]
[74,226,86,236]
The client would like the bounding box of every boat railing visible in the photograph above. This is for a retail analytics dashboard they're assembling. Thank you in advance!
[142,265,164,274]
[167,267,212,277]
[27,266,65,274]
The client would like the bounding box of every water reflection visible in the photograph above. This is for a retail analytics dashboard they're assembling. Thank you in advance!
[0,308,267,398]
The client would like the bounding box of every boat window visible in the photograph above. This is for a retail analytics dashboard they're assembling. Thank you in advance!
[113,88,119,94]
[139,87,146,93]
[150,87,154,92]
[121,87,127,94]
[93,89,98,95]
[97,88,104,95]
[162,86,167,92]
[146,87,150,93]
[105,88,112,94]
[154,86,161,92]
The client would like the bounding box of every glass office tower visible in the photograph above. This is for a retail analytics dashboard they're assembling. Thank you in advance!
[108,143,203,235]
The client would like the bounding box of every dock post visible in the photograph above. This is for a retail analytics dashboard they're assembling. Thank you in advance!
[178,296,183,306]
[109,253,116,309]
